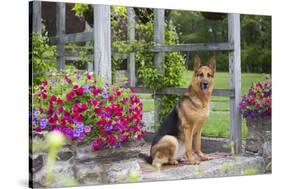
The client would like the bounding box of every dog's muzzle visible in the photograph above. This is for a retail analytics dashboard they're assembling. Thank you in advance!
[200,81,209,94]
[200,81,209,90]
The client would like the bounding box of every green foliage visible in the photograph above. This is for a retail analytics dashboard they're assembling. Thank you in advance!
[133,20,185,120]
[43,131,78,187]
[107,7,186,120]
[31,32,56,85]
[171,11,271,73]
[71,3,89,18]
[66,42,93,69]
[242,168,257,175]
[241,15,271,73]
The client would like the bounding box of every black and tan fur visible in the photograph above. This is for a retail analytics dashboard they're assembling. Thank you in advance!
[150,55,216,166]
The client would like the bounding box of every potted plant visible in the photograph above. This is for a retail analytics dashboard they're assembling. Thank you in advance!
[239,77,271,170]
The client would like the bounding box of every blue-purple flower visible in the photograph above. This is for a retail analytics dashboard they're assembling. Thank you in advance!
[105,124,113,132]
[115,142,121,148]
[73,122,84,137]
[32,117,38,123]
[51,79,56,85]
[103,84,109,90]
[101,91,109,99]
[76,74,81,80]
[39,118,48,129]
[83,84,90,93]
[33,111,40,116]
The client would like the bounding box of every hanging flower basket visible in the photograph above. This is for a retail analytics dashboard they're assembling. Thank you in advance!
[201,12,227,20]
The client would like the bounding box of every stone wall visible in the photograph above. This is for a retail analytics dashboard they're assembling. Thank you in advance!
[30,132,144,188]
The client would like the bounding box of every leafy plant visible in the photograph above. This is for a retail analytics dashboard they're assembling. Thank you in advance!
[135,20,185,120]
[31,71,145,150]
[67,42,93,70]
[71,5,186,122]
[72,4,89,18]
[31,32,56,85]
[240,77,271,118]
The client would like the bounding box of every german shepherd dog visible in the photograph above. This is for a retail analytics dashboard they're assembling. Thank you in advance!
[150,55,216,166]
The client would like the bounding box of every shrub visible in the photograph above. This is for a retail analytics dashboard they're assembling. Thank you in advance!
[239,77,271,118]
[31,71,145,150]
[31,32,56,85]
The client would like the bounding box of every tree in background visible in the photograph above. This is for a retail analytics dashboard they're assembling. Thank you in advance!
[170,11,271,73]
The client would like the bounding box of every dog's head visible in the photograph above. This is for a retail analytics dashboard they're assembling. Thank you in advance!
[191,54,216,95]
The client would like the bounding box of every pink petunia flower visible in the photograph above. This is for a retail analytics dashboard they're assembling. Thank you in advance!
[84,125,92,133]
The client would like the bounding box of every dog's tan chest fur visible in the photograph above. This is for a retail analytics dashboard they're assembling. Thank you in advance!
[179,95,210,126]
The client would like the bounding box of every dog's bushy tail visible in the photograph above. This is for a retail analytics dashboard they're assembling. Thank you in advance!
[139,153,153,164]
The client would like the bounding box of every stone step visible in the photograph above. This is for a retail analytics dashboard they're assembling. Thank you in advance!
[140,155,265,181]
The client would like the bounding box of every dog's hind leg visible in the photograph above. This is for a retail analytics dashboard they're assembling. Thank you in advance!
[151,135,179,166]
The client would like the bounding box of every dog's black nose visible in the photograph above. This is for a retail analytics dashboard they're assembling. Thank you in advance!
[203,81,208,87]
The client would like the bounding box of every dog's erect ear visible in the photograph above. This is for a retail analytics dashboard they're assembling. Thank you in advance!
[208,56,216,72]
[194,54,201,71]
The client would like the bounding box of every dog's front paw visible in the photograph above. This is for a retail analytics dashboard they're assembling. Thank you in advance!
[188,157,200,165]
[168,159,179,165]
[197,153,209,161]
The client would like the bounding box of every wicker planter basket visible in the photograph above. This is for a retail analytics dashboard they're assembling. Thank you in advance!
[245,117,271,172]
[201,12,227,20]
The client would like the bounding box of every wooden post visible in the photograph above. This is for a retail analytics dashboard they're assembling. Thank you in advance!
[127,7,136,87]
[56,2,65,71]
[153,9,165,130]
[32,1,41,34]
[228,13,242,153]
[93,5,112,84]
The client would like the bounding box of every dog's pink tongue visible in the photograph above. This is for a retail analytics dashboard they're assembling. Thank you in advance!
[202,88,208,95]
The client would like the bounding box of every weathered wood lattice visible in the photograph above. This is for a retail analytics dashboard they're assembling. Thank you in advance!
[32,2,241,153]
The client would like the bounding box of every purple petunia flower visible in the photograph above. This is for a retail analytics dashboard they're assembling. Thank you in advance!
[65,128,73,136]
[33,111,40,116]
[103,84,109,90]
[39,118,48,129]
[73,131,81,138]
[76,122,84,128]
[76,74,81,80]
[101,91,109,99]
[79,133,86,140]
[99,101,105,107]
[51,79,56,85]
[115,142,121,148]
[105,124,113,132]
[83,84,90,93]
[32,117,38,123]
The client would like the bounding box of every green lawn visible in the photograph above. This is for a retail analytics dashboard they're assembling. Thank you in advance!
[182,71,267,94]
[139,71,267,138]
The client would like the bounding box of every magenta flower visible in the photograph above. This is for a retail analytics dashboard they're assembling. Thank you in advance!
[84,125,92,133]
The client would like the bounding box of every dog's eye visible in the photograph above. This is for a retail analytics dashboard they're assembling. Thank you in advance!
[207,73,213,78]
[197,73,204,77]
